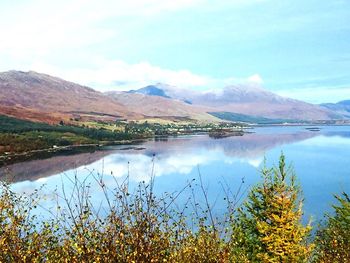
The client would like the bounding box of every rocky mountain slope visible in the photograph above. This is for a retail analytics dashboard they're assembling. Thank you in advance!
[0,71,141,123]
[127,85,171,98]
[0,70,343,124]
[321,100,350,118]
[106,91,218,122]
[128,83,340,121]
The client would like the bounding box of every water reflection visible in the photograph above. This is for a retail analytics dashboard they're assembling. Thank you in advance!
[0,150,113,183]
[1,129,317,183]
[1,126,350,221]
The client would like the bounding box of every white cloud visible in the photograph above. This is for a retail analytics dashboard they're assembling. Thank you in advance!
[72,151,216,183]
[30,58,262,91]
[30,59,212,90]
[0,0,265,92]
[0,0,202,56]
[0,0,204,76]
[248,74,264,84]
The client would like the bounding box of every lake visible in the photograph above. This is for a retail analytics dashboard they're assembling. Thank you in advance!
[1,125,350,222]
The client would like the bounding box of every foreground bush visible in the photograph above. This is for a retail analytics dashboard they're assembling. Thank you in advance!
[0,155,348,262]
[314,192,350,262]
[231,155,313,262]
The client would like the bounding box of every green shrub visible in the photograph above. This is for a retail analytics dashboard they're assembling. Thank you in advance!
[230,154,313,262]
[314,192,350,262]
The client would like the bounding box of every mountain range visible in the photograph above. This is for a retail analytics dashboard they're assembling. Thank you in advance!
[119,83,338,121]
[0,70,346,124]
[320,100,350,118]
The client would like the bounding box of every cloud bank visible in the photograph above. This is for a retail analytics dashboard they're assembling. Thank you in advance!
[1,0,349,101]
[30,59,263,91]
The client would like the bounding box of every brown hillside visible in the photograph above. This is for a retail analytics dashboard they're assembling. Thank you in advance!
[106,92,218,122]
[0,71,141,124]
[156,84,340,121]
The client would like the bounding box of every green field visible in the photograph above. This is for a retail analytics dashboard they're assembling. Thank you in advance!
[0,115,136,155]
[0,115,244,156]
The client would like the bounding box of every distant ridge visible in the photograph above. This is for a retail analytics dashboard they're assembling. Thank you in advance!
[128,84,171,98]
[321,100,350,118]
[106,91,218,122]
[124,83,340,121]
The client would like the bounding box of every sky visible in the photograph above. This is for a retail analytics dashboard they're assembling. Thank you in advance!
[0,0,349,103]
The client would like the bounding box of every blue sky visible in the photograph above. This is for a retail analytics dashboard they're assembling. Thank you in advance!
[0,0,349,103]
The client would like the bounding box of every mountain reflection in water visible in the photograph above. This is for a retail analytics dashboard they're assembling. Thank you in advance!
[1,129,316,183]
[1,126,350,221]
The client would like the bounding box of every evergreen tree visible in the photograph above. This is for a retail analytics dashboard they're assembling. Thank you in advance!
[231,154,313,262]
[314,192,350,262]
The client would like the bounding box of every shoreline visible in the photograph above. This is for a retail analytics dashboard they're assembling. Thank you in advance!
[3,123,347,166]
[0,138,149,167]
[0,129,249,167]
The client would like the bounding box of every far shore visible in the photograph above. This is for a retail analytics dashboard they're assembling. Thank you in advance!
[0,128,250,167]
[2,122,349,167]
[0,139,148,167]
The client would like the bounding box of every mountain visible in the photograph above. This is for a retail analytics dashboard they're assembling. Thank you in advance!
[0,71,141,123]
[320,100,350,118]
[195,85,338,121]
[128,83,340,121]
[128,85,171,98]
[106,91,218,122]
[0,70,342,124]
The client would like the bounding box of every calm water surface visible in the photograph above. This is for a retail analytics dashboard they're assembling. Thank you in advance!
[1,126,350,222]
